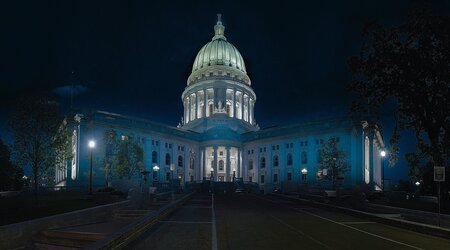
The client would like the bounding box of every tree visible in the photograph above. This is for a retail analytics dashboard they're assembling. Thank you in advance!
[9,94,72,195]
[113,137,144,179]
[318,139,350,188]
[348,9,450,170]
[0,138,23,191]
[102,129,118,186]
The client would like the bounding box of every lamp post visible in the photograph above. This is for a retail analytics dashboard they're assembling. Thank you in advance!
[88,140,96,195]
[170,164,174,189]
[233,168,236,182]
[301,168,308,183]
[210,168,214,193]
[380,150,387,192]
[152,165,160,187]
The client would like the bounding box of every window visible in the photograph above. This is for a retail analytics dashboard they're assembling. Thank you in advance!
[249,159,253,170]
[248,150,250,155]
[249,176,252,183]
[290,143,293,148]
[260,157,266,169]
[273,155,279,167]
[190,175,194,182]
[273,174,278,183]
[287,172,292,181]
[165,153,171,165]
[305,141,308,146]
[261,175,265,184]
[272,146,275,150]
[219,151,223,156]
[251,149,254,154]
[178,156,183,167]
[264,147,266,152]
[317,150,322,163]
[286,143,289,149]
[276,145,279,150]
[152,151,158,164]
[260,148,262,153]
[287,153,293,166]
[301,141,304,146]
[301,151,308,164]
[166,172,170,181]
[219,160,224,171]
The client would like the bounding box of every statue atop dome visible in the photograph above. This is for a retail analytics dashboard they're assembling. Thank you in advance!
[213,13,226,40]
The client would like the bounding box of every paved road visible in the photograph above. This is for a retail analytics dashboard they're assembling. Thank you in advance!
[130,193,450,250]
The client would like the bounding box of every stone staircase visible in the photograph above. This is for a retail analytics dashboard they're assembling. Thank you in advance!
[31,229,106,249]
[112,209,149,219]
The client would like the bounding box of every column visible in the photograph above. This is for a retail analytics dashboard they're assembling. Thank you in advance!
[195,93,198,119]
[246,95,250,122]
[233,89,237,118]
[187,97,191,123]
[237,149,241,178]
[201,148,205,181]
[226,146,231,181]
[213,146,218,181]
[203,89,207,118]
[241,93,244,121]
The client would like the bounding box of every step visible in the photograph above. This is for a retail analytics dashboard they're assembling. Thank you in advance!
[33,242,81,250]
[32,230,106,248]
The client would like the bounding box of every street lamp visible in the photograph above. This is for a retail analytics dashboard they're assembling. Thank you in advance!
[233,168,236,182]
[415,181,420,187]
[152,165,160,186]
[88,140,95,195]
[380,150,387,192]
[301,168,308,182]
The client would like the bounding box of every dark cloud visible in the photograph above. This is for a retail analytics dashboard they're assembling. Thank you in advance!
[52,84,88,97]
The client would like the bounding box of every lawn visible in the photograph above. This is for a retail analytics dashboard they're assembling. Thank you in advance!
[0,192,99,226]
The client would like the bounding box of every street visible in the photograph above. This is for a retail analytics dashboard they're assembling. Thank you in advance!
[130,193,450,250]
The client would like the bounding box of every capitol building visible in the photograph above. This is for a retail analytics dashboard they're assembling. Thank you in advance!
[56,15,384,193]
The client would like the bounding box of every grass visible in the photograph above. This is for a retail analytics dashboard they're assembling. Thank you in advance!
[0,192,98,226]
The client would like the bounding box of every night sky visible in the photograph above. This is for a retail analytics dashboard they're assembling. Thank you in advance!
[1,0,449,181]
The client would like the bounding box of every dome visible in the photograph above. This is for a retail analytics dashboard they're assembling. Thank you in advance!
[191,14,246,74]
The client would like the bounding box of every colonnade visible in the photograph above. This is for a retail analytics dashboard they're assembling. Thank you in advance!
[199,145,242,182]
[183,88,255,125]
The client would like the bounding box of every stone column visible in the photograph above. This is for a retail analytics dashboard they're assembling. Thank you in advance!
[201,148,205,181]
[213,146,218,181]
[233,89,237,118]
[226,146,231,181]
[237,148,241,178]
[203,89,207,118]
[195,92,198,119]
[241,93,244,121]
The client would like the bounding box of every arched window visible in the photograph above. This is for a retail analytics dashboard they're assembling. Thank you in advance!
[260,157,266,169]
[152,151,158,164]
[287,153,293,166]
[273,155,279,167]
[301,151,307,164]
[165,153,171,165]
[178,155,183,167]
[249,159,253,170]
[219,160,224,171]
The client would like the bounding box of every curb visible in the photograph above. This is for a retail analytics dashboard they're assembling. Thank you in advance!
[269,193,450,239]
[87,192,195,250]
